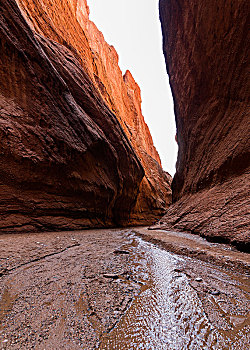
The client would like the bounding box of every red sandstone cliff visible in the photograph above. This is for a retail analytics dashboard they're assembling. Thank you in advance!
[0,0,171,232]
[156,0,250,250]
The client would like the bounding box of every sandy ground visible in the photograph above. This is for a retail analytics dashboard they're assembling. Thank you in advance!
[0,228,249,349]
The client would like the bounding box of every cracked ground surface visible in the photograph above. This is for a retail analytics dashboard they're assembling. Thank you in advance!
[0,228,249,349]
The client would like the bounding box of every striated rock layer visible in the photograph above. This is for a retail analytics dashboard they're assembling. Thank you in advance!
[0,0,171,233]
[156,0,250,250]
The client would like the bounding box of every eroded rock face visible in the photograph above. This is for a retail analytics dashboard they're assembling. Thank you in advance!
[0,0,171,233]
[157,0,250,250]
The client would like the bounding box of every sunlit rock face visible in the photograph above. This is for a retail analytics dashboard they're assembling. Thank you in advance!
[0,0,171,233]
[158,0,249,250]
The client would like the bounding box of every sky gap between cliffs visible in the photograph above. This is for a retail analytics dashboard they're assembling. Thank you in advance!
[87,0,178,176]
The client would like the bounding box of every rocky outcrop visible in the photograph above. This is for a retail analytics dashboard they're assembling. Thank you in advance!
[156,0,250,250]
[0,0,171,233]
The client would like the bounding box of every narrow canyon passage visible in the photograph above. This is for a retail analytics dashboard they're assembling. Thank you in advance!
[0,229,249,349]
[0,1,249,349]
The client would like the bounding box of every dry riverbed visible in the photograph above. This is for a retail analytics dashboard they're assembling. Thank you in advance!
[0,228,249,349]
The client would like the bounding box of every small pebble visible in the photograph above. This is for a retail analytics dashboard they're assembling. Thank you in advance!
[103,274,119,279]
[195,277,203,282]
[114,250,130,255]
[210,289,220,296]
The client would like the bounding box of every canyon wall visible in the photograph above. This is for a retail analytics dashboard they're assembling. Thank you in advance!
[0,0,171,233]
[157,0,250,250]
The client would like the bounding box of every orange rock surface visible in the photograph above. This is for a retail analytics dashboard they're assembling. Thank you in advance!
[156,0,250,250]
[0,0,171,232]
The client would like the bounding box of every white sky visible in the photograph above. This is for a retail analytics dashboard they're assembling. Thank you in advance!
[87,0,178,175]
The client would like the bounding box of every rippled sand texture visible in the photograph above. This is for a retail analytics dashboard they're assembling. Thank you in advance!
[0,229,249,349]
[100,237,249,349]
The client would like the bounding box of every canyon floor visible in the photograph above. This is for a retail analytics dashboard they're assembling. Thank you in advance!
[0,228,249,349]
